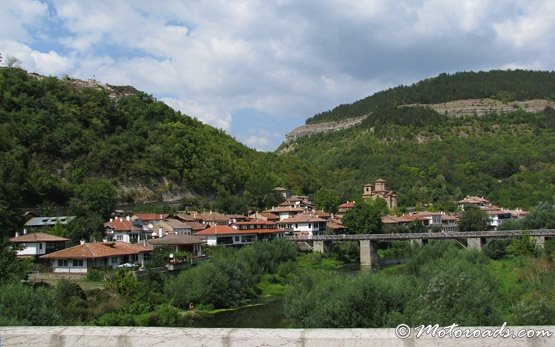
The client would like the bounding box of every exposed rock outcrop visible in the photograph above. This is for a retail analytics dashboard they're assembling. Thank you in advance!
[404,98,555,117]
[284,115,368,143]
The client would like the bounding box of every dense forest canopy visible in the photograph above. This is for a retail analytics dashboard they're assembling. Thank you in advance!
[307,70,555,124]
[284,70,555,211]
[0,67,320,234]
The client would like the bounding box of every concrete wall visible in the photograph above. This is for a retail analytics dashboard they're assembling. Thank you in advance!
[1,326,554,347]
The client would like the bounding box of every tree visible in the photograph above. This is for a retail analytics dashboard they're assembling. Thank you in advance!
[0,241,32,283]
[70,179,116,220]
[506,231,540,257]
[313,188,339,214]
[4,55,21,68]
[458,205,490,231]
[342,199,386,234]
[0,282,62,325]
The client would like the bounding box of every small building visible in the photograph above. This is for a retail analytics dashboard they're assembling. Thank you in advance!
[248,212,280,222]
[133,213,170,223]
[362,179,398,209]
[10,232,68,258]
[278,213,327,237]
[40,241,153,273]
[274,187,292,199]
[457,196,490,209]
[487,209,514,230]
[23,216,75,232]
[104,218,150,243]
[153,218,193,235]
[196,223,285,246]
[338,201,356,215]
[262,206,305,221]
[147,234,205,256]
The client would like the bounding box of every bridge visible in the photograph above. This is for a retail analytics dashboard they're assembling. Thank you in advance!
[287,229,555,269]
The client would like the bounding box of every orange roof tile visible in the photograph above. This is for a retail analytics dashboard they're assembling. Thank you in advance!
[11,232,68,243]
[40,241,152,259]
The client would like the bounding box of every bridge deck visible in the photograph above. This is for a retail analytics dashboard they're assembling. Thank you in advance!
[286,229,555,242]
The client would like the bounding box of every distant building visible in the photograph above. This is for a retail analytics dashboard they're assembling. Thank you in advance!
[23,216,75,233]
[196,222,284,246]
[278,213,327,237]
[362,179,398,209]
[457,196,490,209]
[104,217,150,243]
[274,187,292,199]
[148,234,205,256]
[10,232,68,258]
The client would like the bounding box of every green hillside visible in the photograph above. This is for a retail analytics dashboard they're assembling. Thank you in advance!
[0,67,319,233]
[283,70,555,211]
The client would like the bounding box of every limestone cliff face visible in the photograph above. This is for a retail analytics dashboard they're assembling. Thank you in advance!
[284,115,368,143]
[405,98,555,117]
[284,98,555,143]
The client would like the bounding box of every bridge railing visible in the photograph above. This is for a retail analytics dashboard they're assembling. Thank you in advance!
[286,229,555,242]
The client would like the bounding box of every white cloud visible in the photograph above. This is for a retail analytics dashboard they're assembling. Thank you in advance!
[0,40,72,75]
[161,97,232,131]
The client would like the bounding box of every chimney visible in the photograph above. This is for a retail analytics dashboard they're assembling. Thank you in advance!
[126,215,130,221]
[160,214,162,220]
[23,228,27,235]
[119,217,123,222]
[158,227,163,238]
[102,238,108,242]
[110,218,113,222]
[15,231,19,238]
[80,240,86,245]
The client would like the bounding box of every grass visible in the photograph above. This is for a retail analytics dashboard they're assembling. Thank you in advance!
[33,272,106,291]
[257,280,288,296]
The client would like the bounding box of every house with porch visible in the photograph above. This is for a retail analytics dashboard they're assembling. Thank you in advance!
[104,217,151,243]
[40,241,153,273]
[278,213,327,237]
[196,221,285,246]
[148,234,205,257]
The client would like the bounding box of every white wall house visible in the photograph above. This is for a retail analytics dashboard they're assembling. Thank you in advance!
[10,232,68,257]
[279,214,327,237]
[196,224,284,246]
[262,207,305,221]
[40,241,152,273]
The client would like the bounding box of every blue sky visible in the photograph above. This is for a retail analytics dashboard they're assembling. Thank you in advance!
[1,0,554,151]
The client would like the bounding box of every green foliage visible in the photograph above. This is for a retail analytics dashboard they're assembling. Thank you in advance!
[0,67,319,230]
[0,282,62,325]
[0,240,32,283]
[313,188,340,213]
[166,240,298,309]
[342,199,386,234]
[53,279,88,322]
[458,206,490,231]
[506,231,540,257]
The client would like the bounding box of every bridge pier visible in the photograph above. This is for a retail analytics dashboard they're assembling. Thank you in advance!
[313,240,330,254]
[360,240,379,270]
[532,236,545,249]
[410,239,423,247]
[466,237,483,251]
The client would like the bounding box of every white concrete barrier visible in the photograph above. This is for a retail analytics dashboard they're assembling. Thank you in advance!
[0,326,553,347]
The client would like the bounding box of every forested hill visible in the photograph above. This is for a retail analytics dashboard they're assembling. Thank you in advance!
[306,70,555,124]
[281,70,555,211]
[0,67,319,218]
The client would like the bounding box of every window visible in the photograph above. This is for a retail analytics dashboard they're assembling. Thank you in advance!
[116,235,123,241]
[39,243,43,250]
[72,259,84,267]
[58,259,69,267]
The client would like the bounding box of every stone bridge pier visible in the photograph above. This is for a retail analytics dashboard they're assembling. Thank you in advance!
[359,240,379,270]
[313,240,331,254]
[466,237,483,250]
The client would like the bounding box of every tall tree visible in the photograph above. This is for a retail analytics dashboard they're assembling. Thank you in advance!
[458,206,490,231]
[313,188,340,213]
[342,199,386,234]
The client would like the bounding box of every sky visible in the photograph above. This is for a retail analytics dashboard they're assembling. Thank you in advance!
[1,0,554,151]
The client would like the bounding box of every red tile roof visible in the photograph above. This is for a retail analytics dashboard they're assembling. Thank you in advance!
[104,220,138,231]
[196,225,284,236]
[263,207,305,213]
[134,213,170,221]
[280,213,327,223]
[339,201,355,208]
[40,241,152,259]
[11,232,69,243]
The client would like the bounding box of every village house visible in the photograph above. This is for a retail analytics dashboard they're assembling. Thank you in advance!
[40,241,153,273]
[278,195,314,209]
[195,221,285,246]
[104,217,150,243]
[147,234,205,257]
[278,213,327,237]
[23,216,75,233]
[152,218,193,236]
[133,213,170,223]
[457,196,490,209]
[362,179,398,209]
[10,232,68,258]
[274,187,292,200]
[262,206,305,221]
[338,201,356,215]
[326,218,347,234]
[382,211,459,232]
[248,212,280,223]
